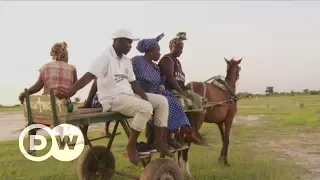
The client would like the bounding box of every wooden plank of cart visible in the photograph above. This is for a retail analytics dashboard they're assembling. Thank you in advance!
[22,88,191,180]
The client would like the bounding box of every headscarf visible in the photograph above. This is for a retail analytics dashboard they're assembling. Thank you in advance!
[136,33,165,53]
[169,32,187,48]
[50,41,68,61]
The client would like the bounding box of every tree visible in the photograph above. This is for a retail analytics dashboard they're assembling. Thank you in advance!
[237,92,253,99]
[74,97,81,103]
[265,86,274,95]
[303,89,309,94]
[309,90,318,95]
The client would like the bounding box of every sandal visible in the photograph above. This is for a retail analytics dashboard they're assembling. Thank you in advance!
[164,143,175,153]
[167,139,189,151]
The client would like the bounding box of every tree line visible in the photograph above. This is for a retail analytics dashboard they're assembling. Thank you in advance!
[237,86,320,99]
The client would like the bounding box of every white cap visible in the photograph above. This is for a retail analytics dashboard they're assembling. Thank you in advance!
[112,29,140,41]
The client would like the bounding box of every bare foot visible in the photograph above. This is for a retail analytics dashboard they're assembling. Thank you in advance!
[101,130,111,138]
[189,132,208,146]
[105,132,111,138]
[22,149,36,156]
[123,147,140,165]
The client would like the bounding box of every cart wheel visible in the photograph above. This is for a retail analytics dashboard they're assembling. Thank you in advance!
[139,159,183,180]
[77,145,115,180]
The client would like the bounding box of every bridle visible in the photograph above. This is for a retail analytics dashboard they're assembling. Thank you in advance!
[226,62,241,81]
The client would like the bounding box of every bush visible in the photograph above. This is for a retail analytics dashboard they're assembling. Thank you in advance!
[299,103,304,108]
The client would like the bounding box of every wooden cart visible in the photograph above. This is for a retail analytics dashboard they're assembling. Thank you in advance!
[22,88,186,180]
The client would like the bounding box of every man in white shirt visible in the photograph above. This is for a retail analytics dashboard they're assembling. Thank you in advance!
[55,29,173,165]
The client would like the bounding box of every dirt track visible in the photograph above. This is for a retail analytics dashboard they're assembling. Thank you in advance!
[0,112,106,141]
[234,115,320,180]
[0,112,26,141]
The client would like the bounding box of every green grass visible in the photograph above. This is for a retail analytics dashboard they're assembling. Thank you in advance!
[0,105,23,112]
[0,103,84,113]
[238,95,320,126]
[1,95,319,179]
[0,125,297,180]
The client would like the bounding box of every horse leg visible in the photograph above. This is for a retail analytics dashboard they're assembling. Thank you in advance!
[220,118,233,166]
[217,123,226,164]
[177,128,194,179]
[181,143,194,180]
[178,128,187,168]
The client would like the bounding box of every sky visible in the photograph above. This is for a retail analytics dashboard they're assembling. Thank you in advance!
[1,1,320,106]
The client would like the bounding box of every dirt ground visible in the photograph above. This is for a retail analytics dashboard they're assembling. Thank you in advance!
[0,112,107,141]
[234,115,320,180]
[1,112,319,180]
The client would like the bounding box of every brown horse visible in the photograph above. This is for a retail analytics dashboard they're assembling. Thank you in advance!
[178,57,242,179]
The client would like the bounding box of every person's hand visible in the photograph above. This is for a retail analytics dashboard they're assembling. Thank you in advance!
[78,100,86,109]
[157,85,165,94]
[182,91,193,100]
[140,93,148,102]
[55,87,69,100]
[18,92,25,104]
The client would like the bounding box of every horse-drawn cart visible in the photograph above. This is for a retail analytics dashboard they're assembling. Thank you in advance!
[22,89,184,180]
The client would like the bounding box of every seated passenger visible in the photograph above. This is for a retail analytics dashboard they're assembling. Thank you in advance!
[131,33,203,150]
[55,29,173,165]
[18,41,77,154]
[158,32,208,111]
[158,32,209,145]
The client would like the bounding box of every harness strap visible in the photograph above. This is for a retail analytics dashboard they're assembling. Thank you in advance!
[202,82,207,98]
[190,82,194,92]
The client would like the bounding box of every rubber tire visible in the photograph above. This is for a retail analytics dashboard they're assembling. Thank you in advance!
[139,159,183,180]
[77,145,115,180]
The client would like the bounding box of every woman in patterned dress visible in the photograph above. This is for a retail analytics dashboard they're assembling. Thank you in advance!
[131,33,201,150]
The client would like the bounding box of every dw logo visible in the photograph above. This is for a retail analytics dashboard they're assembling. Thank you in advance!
[19,124,85,162]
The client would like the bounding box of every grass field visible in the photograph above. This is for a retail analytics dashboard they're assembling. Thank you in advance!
[0,103,84,113]
[0,105,23,113]
[0,95,319,180]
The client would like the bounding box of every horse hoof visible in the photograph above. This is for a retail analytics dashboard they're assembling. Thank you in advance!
[184,173,195,180]
[224,162,231,167]
[218,157,230,166]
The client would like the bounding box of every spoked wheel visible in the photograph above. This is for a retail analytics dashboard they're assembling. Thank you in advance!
[139,159,183,180]
[77,145,115,180]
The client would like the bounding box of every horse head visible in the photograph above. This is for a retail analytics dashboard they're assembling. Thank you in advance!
[224,57,242,82]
